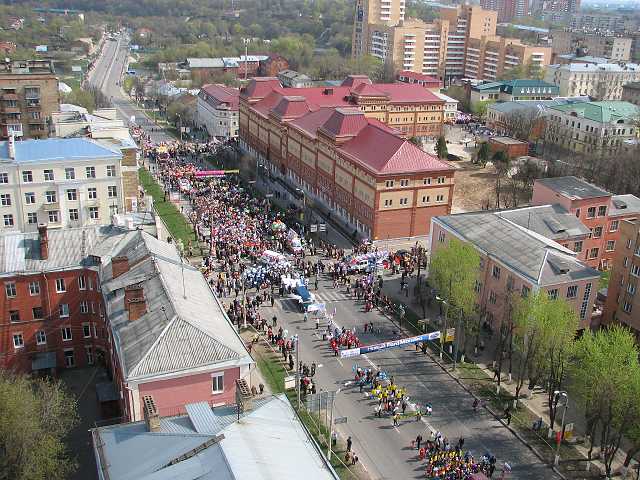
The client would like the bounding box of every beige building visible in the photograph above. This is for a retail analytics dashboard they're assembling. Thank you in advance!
[551,30,633,62]
[621,82,640,106]
[0,137,130,233]
[545,62,640,100]
[0,59,59,140]
[465,36,552,81]
[353,3,497,80]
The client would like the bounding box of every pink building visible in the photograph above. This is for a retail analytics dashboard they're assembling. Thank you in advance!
[102,232,253,421]
[431,209,601,330]
[532,177,640,270]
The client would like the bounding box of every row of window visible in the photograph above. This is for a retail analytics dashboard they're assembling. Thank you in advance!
[383,194,445,207]
[575,205,608,219]
[8,300,98,322]
[0,186,117,207]
[5,275,94,298]
[0,166,117,185]
[385,177,446,188]
[13,324,98,349]
[3,206,103,227]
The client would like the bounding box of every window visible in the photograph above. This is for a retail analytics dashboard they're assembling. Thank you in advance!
[212,372,224,393]
[589,247,599,259]
[59,304,70,318]
[606,240,615,252]
[636,245,640,257]
[437,176,446,184]
[25,192,35,204]
[29,281,40,295]
[106,165,116,177]
[55,278,66,293]
[83,323,91,338]
[32,307,43,319]
[88,187,97,199]
[587,207,596,218]
[423,178,431,185]
[78,275,86,290]
[13,333,24,349]
[438,231,446,243]
[69,209,79,221]
[48,210,59,223]
[0,194,11,206]
[623,301,633,313]
[598,205,607,217]
[567,285,578,299]
[45,191,57,203]
[631,264,640,278]
[3,214,13,227]
[422,195,430,203]
[474,280,482,293]
[383,199,393,207]
[36,330,46,345]
[80,301,89,314]
[399,179,409,187]
[627,283,636,296]
[489,291,497,304]
[436,194,445,202]
[5,282,16,298]
[575,208,581,218]
[61,326,72,341]
[610,220,619,232]
[67,189,77,201]
[43,169,54,181]
[548,288,558,300]
[9,310,19,322]
[64,349,75,367]
[521,285,530,298]
[22,171,33,183]
[65,167,75,180]
[399,197,408,205]
[624,257,629,267]
[0,172,7,184]
[86,166,96,178]
[25,212,37,225]
[108,186,117,198]
[573,241,583,253]
[89,207,99,219]
[492,265,501,279]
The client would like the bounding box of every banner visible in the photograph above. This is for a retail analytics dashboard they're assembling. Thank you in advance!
[340,331,441,358]
[195,169,240,177]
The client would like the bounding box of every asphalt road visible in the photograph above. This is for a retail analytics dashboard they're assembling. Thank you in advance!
[88,34,174,144]
[258,273,560,480]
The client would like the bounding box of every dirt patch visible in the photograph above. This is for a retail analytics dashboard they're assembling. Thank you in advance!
[452,161,497,213]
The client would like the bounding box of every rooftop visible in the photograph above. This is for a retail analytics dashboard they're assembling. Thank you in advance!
[434,211,600,286]
[397,70,441,83]
[499,204,591,240]
[610,194,640,217]
[549,100,640,123]
[0,138,122,163]
[550,62,640,73]
[472,79,559,94]
[91,394,337,480]
[490,136,527,145]
[487,97,589,115]
[535,176,611,200]
[623,81,640,91]
[199,84,240,110]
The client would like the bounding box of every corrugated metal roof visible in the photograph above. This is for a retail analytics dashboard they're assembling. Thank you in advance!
[186,402,221,434]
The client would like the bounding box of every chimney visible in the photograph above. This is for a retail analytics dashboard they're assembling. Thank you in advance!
[8,135,15,160]
[127,297,147,321]
[111,256,129,278]
[124,282,143,304]
[37,223,48,260]
[142,395,160,432]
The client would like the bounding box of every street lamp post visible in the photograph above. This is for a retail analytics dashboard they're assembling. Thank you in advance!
[295,334,301,410]
[554,391,569,466]
[328,388,342,461]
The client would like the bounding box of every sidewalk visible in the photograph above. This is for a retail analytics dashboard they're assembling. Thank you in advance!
[379,271,639,479]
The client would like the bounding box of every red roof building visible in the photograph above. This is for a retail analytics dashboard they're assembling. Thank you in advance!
[239,77,455,240]
[197,84,240,138]
[397,71,442,92]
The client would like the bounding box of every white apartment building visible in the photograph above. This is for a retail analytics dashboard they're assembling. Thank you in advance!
[196,84,240,139]
[0,137,125,232]
[545,63,640,100]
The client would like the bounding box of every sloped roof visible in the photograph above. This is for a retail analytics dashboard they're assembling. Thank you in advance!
[318,108,369,138]
[351,82,388,98]
[498,204,591,240]
[397,70,440,83]
[288,107,337,138]
[609,194,640,217]
[339,123,451,175]
[0,137,122,162]
[549,100,640,123]
[200,84,239,110]
[270,95,310,120]
[341,74,372,88]
[103,231,251,381]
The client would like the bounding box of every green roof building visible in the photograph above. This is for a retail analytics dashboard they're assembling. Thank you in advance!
[470,79,560,104]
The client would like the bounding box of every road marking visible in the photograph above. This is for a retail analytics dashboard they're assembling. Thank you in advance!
[336,357,344,367]
[362,354,378,370]
[394,426,401,434]
[317,364,323,368]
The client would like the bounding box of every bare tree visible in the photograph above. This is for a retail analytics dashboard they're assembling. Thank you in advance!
[501,108,542,142]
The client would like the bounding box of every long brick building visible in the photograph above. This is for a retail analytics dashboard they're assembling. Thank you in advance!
[239,76,455,240]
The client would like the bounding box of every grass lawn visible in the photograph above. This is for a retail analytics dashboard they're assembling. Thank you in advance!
[138,168,194,247]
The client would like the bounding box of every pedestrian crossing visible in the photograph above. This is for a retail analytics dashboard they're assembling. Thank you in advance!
[276,288,353,310]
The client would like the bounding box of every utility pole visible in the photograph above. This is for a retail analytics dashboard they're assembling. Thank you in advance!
[295,334,301,410]
[327,388,341,461]
[554,391,569,466]
[452,307,463,371]
[243,38,249,81]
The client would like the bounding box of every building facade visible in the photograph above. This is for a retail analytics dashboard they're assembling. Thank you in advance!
[0,59,59,140]
[239,78,455,240]
[469,79,559,104]
[544,100,639,155]
[196,84,240,139]
[545,62,640,100]
[603,218,640,336]
[532,177,640,270]
[621,82,640,106]
[396,71,442,91]
[480,0,529,22]
[431,210,600,331]
[551,30,633,62]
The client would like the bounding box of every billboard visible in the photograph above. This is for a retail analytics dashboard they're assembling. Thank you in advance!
[340,331,441,358]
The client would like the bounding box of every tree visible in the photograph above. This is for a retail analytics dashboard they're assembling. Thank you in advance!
[501,108,542,142]
[435,136,448,159]
[428,238,480,355]
[570,326,640,476]
[476,142,490,166]
[0,372,79,479]
[409,136,421,147]
[471,100,493,121]
[492,150,510,208]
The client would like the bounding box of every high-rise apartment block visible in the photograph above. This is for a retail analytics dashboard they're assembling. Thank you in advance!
[552,30,633,62]
[480,0,529,22]
[0,59,59,140]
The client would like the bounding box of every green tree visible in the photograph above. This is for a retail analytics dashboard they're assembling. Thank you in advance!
[429,237,480,356]
[476,141,490,166]
[409,136,421,146]
[570,326,640,475]
[0,372,79,479]
[435,135,448,159]
[471,100,493,121]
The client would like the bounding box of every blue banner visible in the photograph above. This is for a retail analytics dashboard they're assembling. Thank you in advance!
[340,331,441,358]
